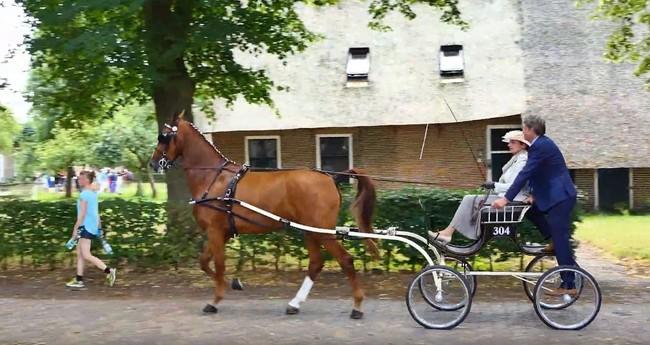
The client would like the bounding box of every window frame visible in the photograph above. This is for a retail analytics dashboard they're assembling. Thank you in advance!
[244,135,282,169]
[346,47,370,83]
[315,134,354,172]
[439,44,465,83]
[485,124,521,181]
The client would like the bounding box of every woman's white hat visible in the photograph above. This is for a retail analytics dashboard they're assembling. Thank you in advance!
[501,130,531,146]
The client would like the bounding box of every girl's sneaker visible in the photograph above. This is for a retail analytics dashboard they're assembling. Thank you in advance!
[106,268,117,287]
[65,278,86,289]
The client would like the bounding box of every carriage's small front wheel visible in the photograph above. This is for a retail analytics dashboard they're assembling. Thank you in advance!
[419,258,476,311]
[533,265,601,330]
[406,265,472,329]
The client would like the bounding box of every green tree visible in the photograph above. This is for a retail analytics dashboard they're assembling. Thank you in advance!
[578,0,650,89]
[0,105,21,154]
[91,104,159,197]
[15,0,465,226]
[35,126,91,197]
[13,125,39,180]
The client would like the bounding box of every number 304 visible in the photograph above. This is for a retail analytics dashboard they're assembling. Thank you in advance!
[492,226,510,236]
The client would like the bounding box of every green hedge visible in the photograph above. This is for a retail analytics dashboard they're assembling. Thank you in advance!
[0,187,580,272]
[0,199,171,269]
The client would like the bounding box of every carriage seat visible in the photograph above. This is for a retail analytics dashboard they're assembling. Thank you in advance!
[480,202,530,223]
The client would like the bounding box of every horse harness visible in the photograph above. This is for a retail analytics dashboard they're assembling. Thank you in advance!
[191,163,273,238]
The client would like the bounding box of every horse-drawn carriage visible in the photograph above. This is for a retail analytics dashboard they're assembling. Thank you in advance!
[194,188,601,330]
[152,116,601,331]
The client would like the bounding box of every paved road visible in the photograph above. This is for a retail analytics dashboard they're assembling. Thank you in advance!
[1,295,649,345]
[1,243,649,345]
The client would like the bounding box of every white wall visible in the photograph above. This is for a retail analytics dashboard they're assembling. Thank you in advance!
[195,0,526,132]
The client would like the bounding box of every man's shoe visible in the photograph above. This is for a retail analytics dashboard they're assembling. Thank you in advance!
[545,287,578,297]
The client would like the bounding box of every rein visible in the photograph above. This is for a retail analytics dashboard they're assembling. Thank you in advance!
[238,167,451,187]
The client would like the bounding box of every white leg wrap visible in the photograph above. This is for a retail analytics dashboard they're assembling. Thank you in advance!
[288,276,314,309]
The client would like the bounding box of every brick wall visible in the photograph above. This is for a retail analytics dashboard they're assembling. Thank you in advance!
[211,115,521,190]
[633,168,650,210]
[573,169,595,210]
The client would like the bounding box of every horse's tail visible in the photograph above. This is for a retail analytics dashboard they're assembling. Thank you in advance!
[347,168,380,259]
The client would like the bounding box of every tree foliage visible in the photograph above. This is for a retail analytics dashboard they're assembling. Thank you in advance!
[13,124,39,180]
[35,126,91,172]
[0,105,21,154]
[578,0,650,89]
[92,103,157,172]
[90,103,159,197]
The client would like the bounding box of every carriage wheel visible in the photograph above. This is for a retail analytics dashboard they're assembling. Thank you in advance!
[533,265,601,330]
[524,256,584,310]
[406,265,472,329]
[418,258,476,311]
[523,255,556,303]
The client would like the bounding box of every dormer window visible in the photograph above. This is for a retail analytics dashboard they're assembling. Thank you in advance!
[439,45,464,82]
[346,47,370,86]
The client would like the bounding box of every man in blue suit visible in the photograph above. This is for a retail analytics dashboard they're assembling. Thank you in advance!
[492,115,578,295]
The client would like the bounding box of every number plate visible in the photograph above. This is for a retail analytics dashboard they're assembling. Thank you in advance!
[491,225,512,237]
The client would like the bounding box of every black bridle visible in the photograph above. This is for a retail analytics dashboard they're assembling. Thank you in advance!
[156,123,178,172]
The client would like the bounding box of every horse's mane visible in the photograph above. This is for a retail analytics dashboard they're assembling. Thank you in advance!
[184,120,238,165]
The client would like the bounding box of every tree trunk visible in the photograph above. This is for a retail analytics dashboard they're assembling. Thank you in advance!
[143,0,199,258]
[65,166,74,198]
[135,170,144,197]
[147,168,157,198]
[154,77,197,245]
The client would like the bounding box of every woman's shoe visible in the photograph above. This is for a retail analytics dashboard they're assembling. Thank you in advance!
[427,231,452,245]
[65,278,86,289]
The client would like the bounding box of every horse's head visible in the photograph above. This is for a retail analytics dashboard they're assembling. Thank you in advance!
[150,110,187,173]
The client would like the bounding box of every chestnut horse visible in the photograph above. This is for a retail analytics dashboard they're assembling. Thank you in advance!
[150,113,379,319]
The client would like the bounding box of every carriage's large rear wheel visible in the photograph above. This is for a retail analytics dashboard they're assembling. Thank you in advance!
[533,266,601,330]
[406,265,472,329]
[524,255,583,310]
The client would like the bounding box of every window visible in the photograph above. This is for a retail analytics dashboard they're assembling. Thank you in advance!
[316,135,353,172]
[486,125,520,181]
[245,136,281,169]
[346,47,370,85]
[597,168,630,211]
[439,45,464,82]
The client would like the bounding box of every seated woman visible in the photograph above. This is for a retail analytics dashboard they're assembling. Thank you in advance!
[428,130,531,245]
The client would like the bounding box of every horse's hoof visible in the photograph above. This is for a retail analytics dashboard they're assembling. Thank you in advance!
[231,278,244,291]
[203,304,218,313]
[350,309,364,319]
[286,305,300,315]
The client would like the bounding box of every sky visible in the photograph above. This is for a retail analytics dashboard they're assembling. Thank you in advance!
[0,1,32,124]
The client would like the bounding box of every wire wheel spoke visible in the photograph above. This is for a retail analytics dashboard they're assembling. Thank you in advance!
[406,265,472,329]
[533,266,601,330]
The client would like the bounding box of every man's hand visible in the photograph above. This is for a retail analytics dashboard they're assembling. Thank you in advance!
[491,197,509,209]
[525,195,535,204]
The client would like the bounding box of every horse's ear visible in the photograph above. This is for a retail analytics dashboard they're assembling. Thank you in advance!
[178,109,185,120]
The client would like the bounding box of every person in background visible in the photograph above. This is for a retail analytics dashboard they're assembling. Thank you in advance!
[116,169,125,194]
[108,170,117,193]
[97,169,109,193]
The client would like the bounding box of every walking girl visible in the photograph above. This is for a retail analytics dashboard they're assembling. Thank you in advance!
[65,170,116,288]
